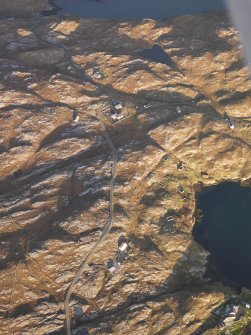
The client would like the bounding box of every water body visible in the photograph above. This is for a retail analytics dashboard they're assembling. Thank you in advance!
[138,45,172,65]
[53,0,226,19]
[193,182,251,289]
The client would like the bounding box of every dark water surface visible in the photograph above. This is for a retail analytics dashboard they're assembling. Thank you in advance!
[137,45,172,65]
[193,182,251,289]
[54,0,226,19]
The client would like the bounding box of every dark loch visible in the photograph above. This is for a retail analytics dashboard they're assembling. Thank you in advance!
[193,182,251,289]
[137,45,172,65]
[53,0,226,19]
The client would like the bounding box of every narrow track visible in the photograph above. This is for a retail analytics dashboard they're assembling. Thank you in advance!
[29,18,118,335]
[65,111,117,335]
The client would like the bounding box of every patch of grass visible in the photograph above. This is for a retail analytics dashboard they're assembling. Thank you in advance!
[218,309,251,335]
[230,310,251,335]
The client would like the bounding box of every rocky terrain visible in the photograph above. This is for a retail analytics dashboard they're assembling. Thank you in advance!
[0,1,251,334]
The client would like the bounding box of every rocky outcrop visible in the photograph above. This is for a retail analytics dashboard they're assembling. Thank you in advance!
[0,5,251,335]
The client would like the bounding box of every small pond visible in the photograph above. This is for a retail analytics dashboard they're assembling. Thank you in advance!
[193,182,251,289]
[137,44,172,66]
[53,0,226,19]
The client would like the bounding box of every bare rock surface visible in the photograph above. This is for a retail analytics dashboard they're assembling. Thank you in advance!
[0,5,251,335]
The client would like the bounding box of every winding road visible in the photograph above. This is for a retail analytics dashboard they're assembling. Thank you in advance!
[30,18,119,335]
[64,110,118,335]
